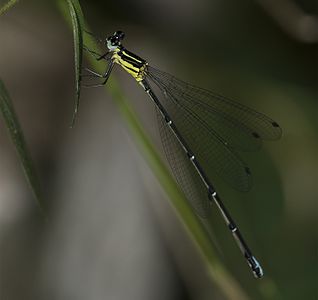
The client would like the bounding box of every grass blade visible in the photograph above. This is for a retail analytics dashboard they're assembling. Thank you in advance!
[0,0,20,16]
[64,0,84,127]
[0,79,44,211]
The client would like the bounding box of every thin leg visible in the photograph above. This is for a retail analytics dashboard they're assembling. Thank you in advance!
[83,68,104,78]
[83,29,103,43]
[96,53,110,61]
[82,61,114,88]
[83,46,110,61]
[83,79,108,88]
[81,74,99,78]
[80,68,104,79]
[83,45,103,59]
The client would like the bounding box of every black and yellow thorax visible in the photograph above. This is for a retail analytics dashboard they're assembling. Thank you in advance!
[112,47,148,82]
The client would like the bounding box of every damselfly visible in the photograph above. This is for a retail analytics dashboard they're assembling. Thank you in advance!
[82,31,282,278]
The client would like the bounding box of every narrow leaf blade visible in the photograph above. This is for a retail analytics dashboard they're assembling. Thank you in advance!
[65,0,83,127]
[0,79,43,210]
[0,0,20,16]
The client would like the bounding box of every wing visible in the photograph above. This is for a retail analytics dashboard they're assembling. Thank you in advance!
[146,66,281,192]
[147,66,282,152]
[156,108,211,217]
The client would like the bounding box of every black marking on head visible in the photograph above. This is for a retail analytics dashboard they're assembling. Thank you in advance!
[115,31,125,39]
[107,30,125,47]
[272,122,279,128]
[252,132,260,138]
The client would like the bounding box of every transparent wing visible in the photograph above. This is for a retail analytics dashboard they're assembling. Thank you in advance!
[156,108,211,217]
[147,80,253,192]
[147,66,282,152]
[146,65,281,192]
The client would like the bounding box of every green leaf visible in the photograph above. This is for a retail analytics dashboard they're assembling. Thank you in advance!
[0,79,44,211]
[0,0,20,16]
[64,0,84,127]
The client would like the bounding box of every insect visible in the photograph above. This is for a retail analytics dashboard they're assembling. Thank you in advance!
[82,30,282,278]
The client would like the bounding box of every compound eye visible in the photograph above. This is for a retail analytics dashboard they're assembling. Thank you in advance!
[116,31,125,39]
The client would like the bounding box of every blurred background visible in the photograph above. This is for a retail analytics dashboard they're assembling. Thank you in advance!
[0,0,317,299]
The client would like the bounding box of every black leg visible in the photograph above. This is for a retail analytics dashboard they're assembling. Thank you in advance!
[83,68,104,78]
[83,45,103,59]
[82,61,114,88]
[83,29,103,44]
[82,79,109,88]
[83,45,111,62]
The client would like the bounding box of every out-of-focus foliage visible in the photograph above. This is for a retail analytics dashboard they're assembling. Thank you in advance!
[0,79,43,211]
[0,0,20,16]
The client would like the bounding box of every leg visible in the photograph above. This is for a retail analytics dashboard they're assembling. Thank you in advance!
[83,45,103,59]
[96,53,110,61]
[82,61,114,88]
[83,45,110,61]
[82,68,104,78]
[83,29,103,44]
